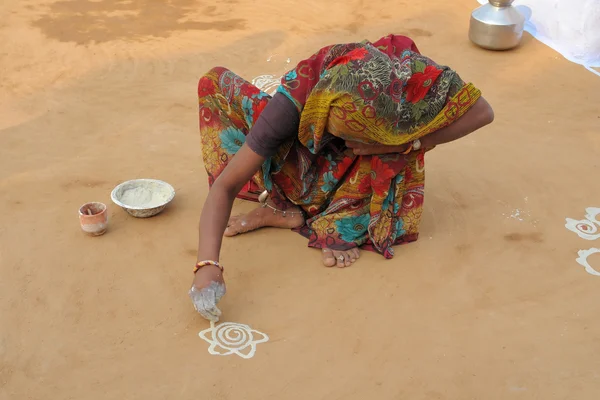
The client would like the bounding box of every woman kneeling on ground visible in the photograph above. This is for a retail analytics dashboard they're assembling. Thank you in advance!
[190,34,494,321]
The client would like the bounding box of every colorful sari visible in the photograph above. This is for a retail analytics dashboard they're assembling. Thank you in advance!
[198,35,481,258]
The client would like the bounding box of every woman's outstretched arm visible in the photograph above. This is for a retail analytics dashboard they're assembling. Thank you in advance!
[346,96,494,155]
[189,144,265,321]
[196,144,266,263]
[419,96,494,149]
[190,92,299,321]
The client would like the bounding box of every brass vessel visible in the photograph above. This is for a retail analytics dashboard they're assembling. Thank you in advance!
[469,0,526,50]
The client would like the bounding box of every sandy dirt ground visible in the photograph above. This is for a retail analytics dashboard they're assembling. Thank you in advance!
[1,0,600,399]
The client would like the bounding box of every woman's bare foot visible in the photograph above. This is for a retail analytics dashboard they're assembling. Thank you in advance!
[321,248,360,268]
[224,199,304,236]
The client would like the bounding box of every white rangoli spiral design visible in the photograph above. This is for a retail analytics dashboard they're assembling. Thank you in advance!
[566,207,600,277]
[585,207,600,225]
[251,75,282,96]
[199,321,269,359]
[216,323,250,346]
[565,217,600,241]
[576,248,600,277]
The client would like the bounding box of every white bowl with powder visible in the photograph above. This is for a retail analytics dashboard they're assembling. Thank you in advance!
[111,179,175,218]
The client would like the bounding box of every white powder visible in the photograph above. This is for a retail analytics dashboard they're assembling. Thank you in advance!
[119,186,165,208]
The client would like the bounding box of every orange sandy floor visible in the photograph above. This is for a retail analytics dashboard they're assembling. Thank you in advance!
[1,1,599,399]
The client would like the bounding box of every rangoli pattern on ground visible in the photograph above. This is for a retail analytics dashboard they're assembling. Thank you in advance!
[251,75,281,96]
[566,207,600,276]
[199,321,269,359]
[565,207,600,240]
[575,248,600,276]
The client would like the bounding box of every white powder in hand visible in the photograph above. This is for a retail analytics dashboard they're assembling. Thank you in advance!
[119,186,165,208]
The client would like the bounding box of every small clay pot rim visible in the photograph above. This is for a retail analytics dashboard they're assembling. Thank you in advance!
[79,202,107,216]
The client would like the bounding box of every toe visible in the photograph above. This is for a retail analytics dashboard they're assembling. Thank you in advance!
[351,248,360,259]
[344,250,354,267]
[223,227,238,237]
[332,251,346,268]
[322,249,337,267]
[227,215,240,227]
[224,219,244,236]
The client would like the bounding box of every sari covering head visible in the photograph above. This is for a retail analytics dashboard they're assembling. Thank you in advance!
[277,35,481,152]
[198,35,481,258]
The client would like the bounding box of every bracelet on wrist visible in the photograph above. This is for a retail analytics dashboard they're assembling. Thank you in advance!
[401,143,413,155]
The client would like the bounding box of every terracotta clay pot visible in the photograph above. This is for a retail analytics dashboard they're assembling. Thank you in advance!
[79,202,108,236]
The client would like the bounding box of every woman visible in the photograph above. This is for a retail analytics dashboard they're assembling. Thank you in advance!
[189,35,494,321]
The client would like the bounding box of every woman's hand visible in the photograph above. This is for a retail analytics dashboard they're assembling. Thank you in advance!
[345,141,410,155]
[188,265,226,322]
[191,143,267,321]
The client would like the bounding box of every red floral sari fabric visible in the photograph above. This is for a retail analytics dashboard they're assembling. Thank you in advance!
[198,35,481,258]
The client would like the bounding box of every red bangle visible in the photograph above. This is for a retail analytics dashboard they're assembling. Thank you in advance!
[193,260,224,274]
[400,143,413,155]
